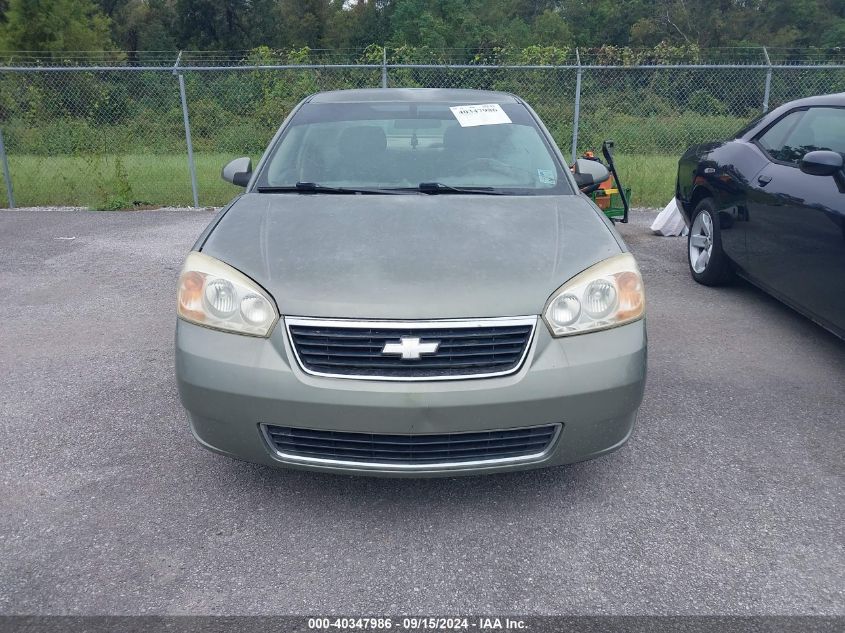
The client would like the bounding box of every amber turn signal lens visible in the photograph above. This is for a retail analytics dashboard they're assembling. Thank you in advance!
[178,270,206,321]
[615,270,644,320]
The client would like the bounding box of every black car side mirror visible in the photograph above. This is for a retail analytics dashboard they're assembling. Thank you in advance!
[799,150,843,177]
[222,157,253,187]
[800,150,845,192]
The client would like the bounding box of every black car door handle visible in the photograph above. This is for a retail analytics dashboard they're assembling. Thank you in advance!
[757,174,772,186]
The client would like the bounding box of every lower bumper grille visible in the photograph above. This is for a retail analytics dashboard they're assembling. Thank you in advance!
[262,424,560,468]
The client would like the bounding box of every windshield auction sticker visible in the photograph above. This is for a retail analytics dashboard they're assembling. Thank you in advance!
[449,103,512,127]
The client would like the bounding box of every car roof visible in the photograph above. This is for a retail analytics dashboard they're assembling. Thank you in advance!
[775,92,845,109]
[739,92,845,139]
[307,88,522,104]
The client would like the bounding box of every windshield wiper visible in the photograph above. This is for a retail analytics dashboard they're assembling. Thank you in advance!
[416,182,509,195]
[257,182,407,195]
[256,182,509,195]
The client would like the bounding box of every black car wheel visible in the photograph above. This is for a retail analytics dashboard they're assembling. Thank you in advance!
[688,198,733,285]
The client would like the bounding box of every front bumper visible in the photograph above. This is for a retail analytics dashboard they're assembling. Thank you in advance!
[175,317,647,477]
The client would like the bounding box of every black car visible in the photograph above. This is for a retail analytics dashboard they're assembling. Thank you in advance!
[676,92,845,339]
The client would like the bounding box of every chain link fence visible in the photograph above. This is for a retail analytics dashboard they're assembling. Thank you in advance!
[1,54,844,208]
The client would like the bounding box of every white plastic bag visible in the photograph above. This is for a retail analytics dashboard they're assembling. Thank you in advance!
[650,198,688,237]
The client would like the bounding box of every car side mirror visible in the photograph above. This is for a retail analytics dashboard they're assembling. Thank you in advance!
[800,150,845,192]
[799,150,844,177]
[222,157,253,187]
[572,158,610,192]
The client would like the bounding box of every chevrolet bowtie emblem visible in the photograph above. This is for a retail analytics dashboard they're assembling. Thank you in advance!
[381,337,440,360]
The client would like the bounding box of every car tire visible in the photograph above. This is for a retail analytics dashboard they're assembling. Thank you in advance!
[688,198,733,286]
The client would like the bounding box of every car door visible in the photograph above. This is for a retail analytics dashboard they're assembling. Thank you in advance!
[744,106,845,334]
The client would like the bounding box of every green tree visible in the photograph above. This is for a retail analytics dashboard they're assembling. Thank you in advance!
[174,0,266,49]
[324,0,391,50]
[389,0,494,49]
[4,0,843,59]
[274,0,331,48]
[820,17,845,48]
[0,0,114,54]
[112,0,176,53]
[533,9,572,46]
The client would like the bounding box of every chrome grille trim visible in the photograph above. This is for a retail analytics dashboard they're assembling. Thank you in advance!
[261,423,562,470]
[284,316,537,381]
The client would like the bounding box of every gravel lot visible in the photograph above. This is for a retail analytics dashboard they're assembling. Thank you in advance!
[0,207,842,615]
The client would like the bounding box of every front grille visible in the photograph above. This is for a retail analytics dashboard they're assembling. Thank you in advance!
[263,424,559,467]
[286,317,536,380]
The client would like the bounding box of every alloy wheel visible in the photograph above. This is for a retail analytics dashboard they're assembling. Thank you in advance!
[689,210,714,274]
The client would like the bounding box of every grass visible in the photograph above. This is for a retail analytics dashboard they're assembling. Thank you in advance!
[1,153,246,209]
[0,152,678,209]
[613,154,679,208]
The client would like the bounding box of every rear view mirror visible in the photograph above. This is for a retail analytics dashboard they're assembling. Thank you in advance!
[222,157,253,187]
[573,158,610,191]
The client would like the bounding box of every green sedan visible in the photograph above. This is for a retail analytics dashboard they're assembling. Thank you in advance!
[175,88,647,477]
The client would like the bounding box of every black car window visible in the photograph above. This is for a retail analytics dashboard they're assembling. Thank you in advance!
[757,107,845,165]
[757,110,805,161]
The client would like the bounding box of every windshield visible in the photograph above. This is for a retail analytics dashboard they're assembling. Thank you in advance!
[256,101,572,195]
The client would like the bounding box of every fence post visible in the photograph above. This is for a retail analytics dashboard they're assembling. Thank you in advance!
[174,52,199,208]
[762,46,772,113]
[381,46,388,88]
[570,48,582,163]
[0,128,14,208]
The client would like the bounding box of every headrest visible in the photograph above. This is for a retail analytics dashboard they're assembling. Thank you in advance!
[337,125,387,154]
[443,124,469,149]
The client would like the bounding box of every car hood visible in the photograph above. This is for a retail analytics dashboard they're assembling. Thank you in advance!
[200,193,623,319]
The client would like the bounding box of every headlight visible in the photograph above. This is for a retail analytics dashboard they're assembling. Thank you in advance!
[177,251,278,337]
[543,253,645,337]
